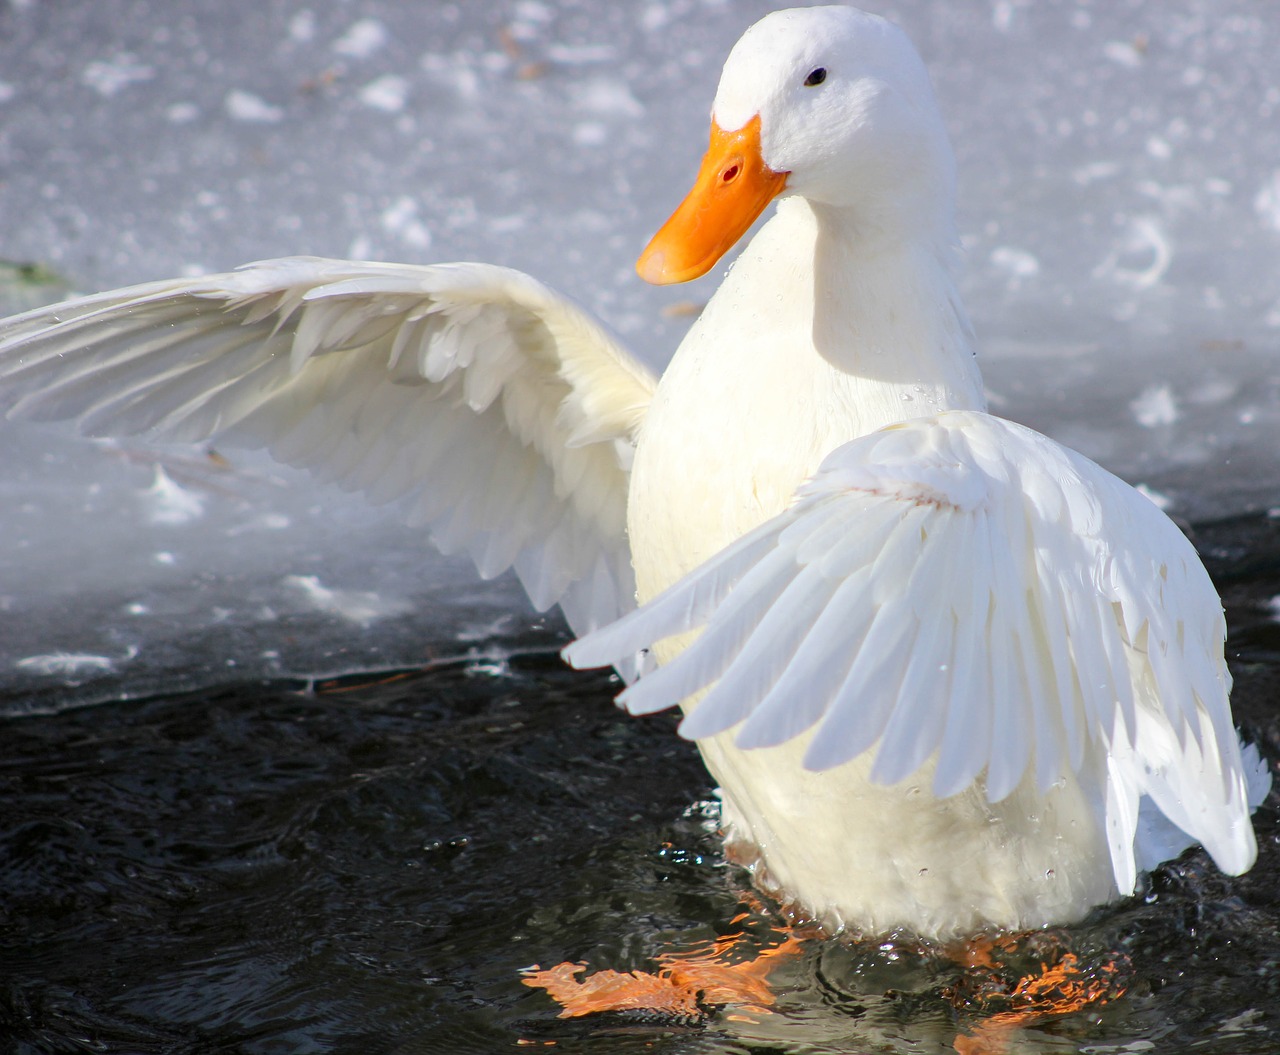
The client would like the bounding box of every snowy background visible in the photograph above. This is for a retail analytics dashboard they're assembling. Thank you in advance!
[0,0,1277,708]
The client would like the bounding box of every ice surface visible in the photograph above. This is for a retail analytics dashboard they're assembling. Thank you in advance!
[0,0,1276,707]
[224,88,285,123]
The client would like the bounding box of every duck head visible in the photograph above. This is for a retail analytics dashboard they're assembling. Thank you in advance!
[638,6,957,285]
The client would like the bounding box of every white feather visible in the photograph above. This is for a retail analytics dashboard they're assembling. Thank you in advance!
[0,257,655,654]
[570,411,1268,892]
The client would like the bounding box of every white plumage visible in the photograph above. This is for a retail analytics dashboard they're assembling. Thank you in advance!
[0,258,652,645]
[569,412,1266,927]
[0,6,1266,940]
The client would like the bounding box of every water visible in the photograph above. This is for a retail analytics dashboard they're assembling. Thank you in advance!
[3,513,1278,1055]
[1,657,711,1053]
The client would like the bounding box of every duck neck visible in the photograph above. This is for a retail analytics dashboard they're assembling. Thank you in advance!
[711,197,986,429]
[803,196,986,418]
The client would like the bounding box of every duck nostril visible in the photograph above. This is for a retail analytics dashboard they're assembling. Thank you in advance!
[721,164,740,184]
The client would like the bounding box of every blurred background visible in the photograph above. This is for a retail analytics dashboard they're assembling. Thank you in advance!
[0,0,1277,707]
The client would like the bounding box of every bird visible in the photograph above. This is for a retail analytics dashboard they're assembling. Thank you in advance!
[0,5,1267,945]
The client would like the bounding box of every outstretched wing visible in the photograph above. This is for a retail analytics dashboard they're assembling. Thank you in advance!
[567,410,1265,890]
[0,256,656,641]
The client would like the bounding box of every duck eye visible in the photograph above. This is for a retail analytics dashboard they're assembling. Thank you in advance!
[804,67,827,87]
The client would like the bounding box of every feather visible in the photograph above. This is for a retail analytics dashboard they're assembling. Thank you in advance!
[0,256,657,667]
[571,410,1267,891]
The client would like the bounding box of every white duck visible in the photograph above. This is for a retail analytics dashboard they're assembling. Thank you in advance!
[0,6,1267,942]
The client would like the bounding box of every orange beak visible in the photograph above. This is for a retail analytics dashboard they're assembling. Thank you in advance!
[637,114,789,285]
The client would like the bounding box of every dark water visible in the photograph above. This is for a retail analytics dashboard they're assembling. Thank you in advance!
[3,514,1280,1055]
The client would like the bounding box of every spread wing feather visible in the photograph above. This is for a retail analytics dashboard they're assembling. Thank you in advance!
[0,256,656,645]
[566,410,1268,888]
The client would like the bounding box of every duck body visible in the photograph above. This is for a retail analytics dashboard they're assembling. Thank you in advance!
[626,397,1263,939]
[627,193,1111,941]
[700,700,1117,940]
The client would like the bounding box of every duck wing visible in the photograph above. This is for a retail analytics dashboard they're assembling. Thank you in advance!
[566,409,1267,890]
[0,256,656,644]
